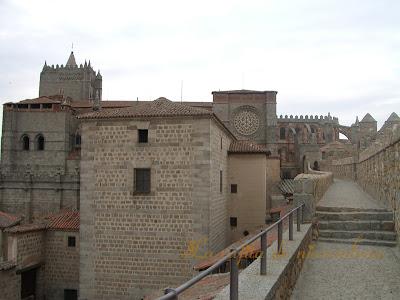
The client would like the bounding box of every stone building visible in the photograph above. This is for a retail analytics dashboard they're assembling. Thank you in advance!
[39,52,102,102]
[0,51,396,299]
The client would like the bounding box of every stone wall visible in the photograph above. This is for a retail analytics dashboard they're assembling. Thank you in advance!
[79,116,232,299]
[293,170,333,221]
[45,230,79,300]
[0,264,19,300]
[324,124,400,235]
[15,231,45,267]
[0,107,80,221]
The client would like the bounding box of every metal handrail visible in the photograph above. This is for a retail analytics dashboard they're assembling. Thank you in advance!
[157,203,305,300]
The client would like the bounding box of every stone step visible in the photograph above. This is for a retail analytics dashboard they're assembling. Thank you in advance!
[316,206,390,213]
[318,237,397,247]
[319,230,397,241]
[319,220,395,232]
[316,211,393,221]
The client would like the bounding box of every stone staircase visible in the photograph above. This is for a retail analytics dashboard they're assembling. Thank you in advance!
[316,206,397,247]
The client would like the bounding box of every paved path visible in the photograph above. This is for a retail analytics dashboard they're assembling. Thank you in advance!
[291,241,400,299]
[318,179,386,209]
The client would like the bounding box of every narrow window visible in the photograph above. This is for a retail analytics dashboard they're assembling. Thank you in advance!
[22,135,30,151]
[219,170,223,193]
[64,289,78,300]
[36,135,45,151]
[280,127,286,140]
[138,129,148,143]
[75,134,81,147]
[220,137,223,150]
[68,236,76,247]
[231,184,237,194]
[135,168,151,193]
[230,217,237,227]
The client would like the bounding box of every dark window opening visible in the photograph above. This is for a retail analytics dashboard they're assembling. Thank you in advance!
[36,135,45,151]
[135,168,151,193]
[30,104,40,109]
[231,184,237,194]
[21,269,36,299]
[75,134,81,146]
[64,289,78,300]
[68,236,76,247]
[43,103,53,109]
[219,170,223,193]
[313,161,319,171]
[311,127,315,133]
[220,137,223,150]
[22,135,30,151]
[243,230,249,236]
[17,104,28,109]
[279,127,286,140]
[230,217,237,227]
[138,129,148,143]
[322,152,326,159]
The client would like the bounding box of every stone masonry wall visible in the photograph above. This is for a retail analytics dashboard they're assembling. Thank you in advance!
[325,124,400,235]
[294,170,333,221]
[0,266,20,300]
[79,116,232,300]
[16,231,45,266]
[45,230,79,300]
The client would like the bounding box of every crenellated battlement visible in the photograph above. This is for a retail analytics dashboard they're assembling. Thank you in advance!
[278,114,339,124]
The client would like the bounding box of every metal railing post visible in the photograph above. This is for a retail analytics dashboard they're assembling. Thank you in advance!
[230,252,239,300]
[260,232,267,275]
[297,208,301,232]
[301,204,305,224]
[289,213,293,241]
[164,288,178,300]
[277,221,283,254]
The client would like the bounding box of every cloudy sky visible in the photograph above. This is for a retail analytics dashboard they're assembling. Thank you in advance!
[0,0,399,128]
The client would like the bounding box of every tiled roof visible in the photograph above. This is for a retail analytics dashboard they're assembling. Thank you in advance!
[77,98,213,120]
[0,211,21,228]
[18,96,62,104]
[46,210,79,231]
[228,140,269,154]
[71,100,137,109]
[212,89,277,94]
[4,223,47,234]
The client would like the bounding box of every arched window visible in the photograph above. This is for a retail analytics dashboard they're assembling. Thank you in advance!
[22,135,30,151]
[279,127,286,140]
[36,134,45,151]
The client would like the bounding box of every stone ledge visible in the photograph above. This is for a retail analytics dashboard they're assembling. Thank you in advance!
[214,224,312,300]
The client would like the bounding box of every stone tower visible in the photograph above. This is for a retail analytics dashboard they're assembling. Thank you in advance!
[39,51,102,101]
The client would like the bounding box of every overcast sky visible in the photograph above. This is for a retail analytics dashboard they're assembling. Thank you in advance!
[0,0,399,128]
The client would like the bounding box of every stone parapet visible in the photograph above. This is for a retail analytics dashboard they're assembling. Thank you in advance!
[293,170,333,221]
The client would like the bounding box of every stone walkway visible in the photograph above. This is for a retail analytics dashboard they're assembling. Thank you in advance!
[291,241,400,299]
[291,179,400,299]
[318,179,386,209]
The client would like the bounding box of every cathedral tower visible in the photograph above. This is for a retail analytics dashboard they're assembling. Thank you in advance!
[39,51,102,101]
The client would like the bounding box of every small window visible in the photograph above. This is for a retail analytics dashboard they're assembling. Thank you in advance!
[64,289,78,300]
[17,104,28,109]
[135,168,151,193]
[36,135,45,151]
[75,134,81,147]
[280,127,286,140]
[219,170,223,193]
[138,129,148,143]
[231,184,237,194]
[230,217,237,227]
[43,103,52,109]
[68,236,76,247]
[22,135,30,151]
[30,104,40,109]
[220,137,223,150]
